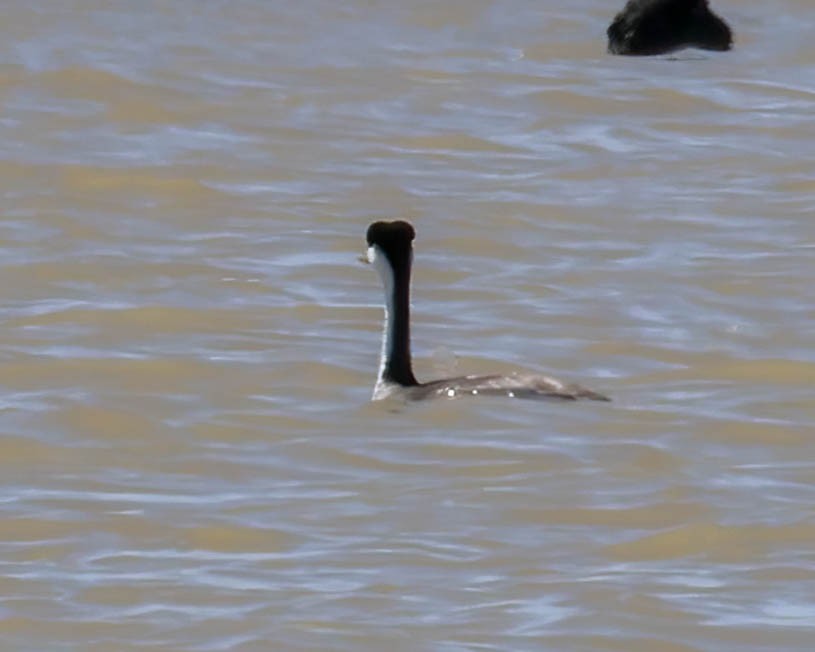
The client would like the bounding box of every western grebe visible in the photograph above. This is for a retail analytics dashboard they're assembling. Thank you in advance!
[364,220,610,402]
[607,0,733,56]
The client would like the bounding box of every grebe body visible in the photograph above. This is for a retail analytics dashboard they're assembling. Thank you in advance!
[365,220,609,403]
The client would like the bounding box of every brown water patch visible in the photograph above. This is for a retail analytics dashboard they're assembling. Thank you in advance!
[607,521,815,562]
[517,502,711,529]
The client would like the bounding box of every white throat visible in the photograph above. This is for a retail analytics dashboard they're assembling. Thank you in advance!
[368,244,398,399]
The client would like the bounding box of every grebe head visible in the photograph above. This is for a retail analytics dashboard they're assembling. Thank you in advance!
[366,220,415,271]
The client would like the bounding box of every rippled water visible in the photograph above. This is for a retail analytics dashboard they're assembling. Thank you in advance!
[1,1,814,650]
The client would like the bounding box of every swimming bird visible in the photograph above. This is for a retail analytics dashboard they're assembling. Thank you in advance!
[607,0,733,56]
[364,220,610,402]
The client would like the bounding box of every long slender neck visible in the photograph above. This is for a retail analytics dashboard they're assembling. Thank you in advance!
[374,249,418,392]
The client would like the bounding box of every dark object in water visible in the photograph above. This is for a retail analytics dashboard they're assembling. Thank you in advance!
[607,0,733,56]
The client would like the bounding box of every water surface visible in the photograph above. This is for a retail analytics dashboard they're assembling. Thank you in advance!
[1,1,814,650]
